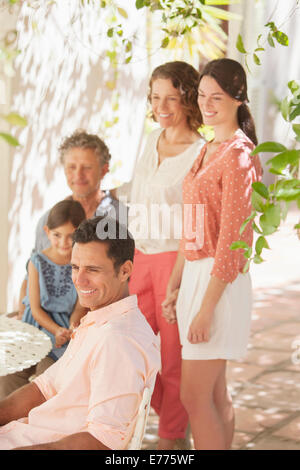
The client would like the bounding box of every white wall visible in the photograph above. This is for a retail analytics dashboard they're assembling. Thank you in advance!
[5,1,149,311]
[0,7,19,313]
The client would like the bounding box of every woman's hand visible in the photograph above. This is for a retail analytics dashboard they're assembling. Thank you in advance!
[161,289,179,324]
[187,311,214,344]
[55,327,71,348]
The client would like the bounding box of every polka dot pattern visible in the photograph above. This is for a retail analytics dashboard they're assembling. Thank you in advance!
[180,129,262,283]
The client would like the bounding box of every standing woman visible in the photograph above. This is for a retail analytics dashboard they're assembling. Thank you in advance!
[116,61,204,449]
[163,58,262,450]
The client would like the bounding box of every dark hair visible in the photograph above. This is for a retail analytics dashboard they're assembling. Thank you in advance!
[199,58,258,145]
[148,61,202,132]
[47,200,86,230]
[59,129,111,167]
[72,216,135,272]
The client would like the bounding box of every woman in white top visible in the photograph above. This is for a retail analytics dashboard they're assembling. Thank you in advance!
[116,61,204,450]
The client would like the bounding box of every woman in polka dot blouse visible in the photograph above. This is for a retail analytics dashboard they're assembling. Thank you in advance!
[162,58,262,450]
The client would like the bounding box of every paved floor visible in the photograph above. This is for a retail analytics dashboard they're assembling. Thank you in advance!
[142,206,300,450]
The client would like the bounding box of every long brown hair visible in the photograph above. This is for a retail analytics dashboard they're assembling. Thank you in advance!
[199,58,258,145]
[148,61,202,133]
[47,200,86,230]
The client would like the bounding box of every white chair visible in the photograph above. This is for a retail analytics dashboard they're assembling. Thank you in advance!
[127,379,156,450]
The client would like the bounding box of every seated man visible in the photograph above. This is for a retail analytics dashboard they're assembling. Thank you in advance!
[0,217,160,450]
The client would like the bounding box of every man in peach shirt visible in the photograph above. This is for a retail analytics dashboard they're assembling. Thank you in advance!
[0,216,160,450]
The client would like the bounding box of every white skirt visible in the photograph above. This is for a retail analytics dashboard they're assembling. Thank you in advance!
[176,258,252,360]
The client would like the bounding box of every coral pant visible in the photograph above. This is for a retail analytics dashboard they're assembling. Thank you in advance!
[129,249,188,440]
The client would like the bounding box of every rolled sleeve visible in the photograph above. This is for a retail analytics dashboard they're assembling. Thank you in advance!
[33,359,60,400]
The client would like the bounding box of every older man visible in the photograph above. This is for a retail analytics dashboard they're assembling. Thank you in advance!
[18,130,124,316]
[34,129,121,252]
[0,217,160,450]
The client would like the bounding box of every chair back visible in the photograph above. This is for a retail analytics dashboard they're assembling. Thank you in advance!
[127,379,155,450]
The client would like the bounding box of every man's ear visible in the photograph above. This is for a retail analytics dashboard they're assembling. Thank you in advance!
[118,260,133,282]
[100,163,109,180]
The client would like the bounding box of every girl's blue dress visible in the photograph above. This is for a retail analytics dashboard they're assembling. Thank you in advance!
[22,252,77,361]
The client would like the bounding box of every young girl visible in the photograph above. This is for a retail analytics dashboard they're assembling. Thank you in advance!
[22,199,87,361]
[0,200,87,398]
[163,58,262,450]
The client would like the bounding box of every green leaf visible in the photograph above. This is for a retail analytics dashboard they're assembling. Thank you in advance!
[161,37,169,48]
[244,246,253,258]
[125,41,132,52]
[265,21,276,32]
[239,211,256,236]
[117,7,128,19]
[135,0,144,9]
[252,181,269,199]
[251,141,287,155]
[0,132,20,146]
[267,32,275,47]
[107,27,114,38]
[256,33,263,47]
[294,223,300,229]
[236,33,247,54]
[242,258,251,273]
[281,200,291,221]
[255,236,270,255]
[196,8,202,19]
[289,104,300,121]
[0,112,27,127]
[276,187,300,201]
[265,203,282,226]
[251,191,265,212]
[259,204,281,235]
[253,53,261,65]
[273,30,289,46]
[231,241,252,258]
[288,80,300,94]
[269,168,287,176]
[230,240,249,251]
[275,179,300,191]
[252,221,263,234]
[280,96,290,121]
[292,124,300,138]
[253,253,264,264]
[267,150,300,173]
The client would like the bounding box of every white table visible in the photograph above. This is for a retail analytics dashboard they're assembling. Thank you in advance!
[0,316,52,376]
